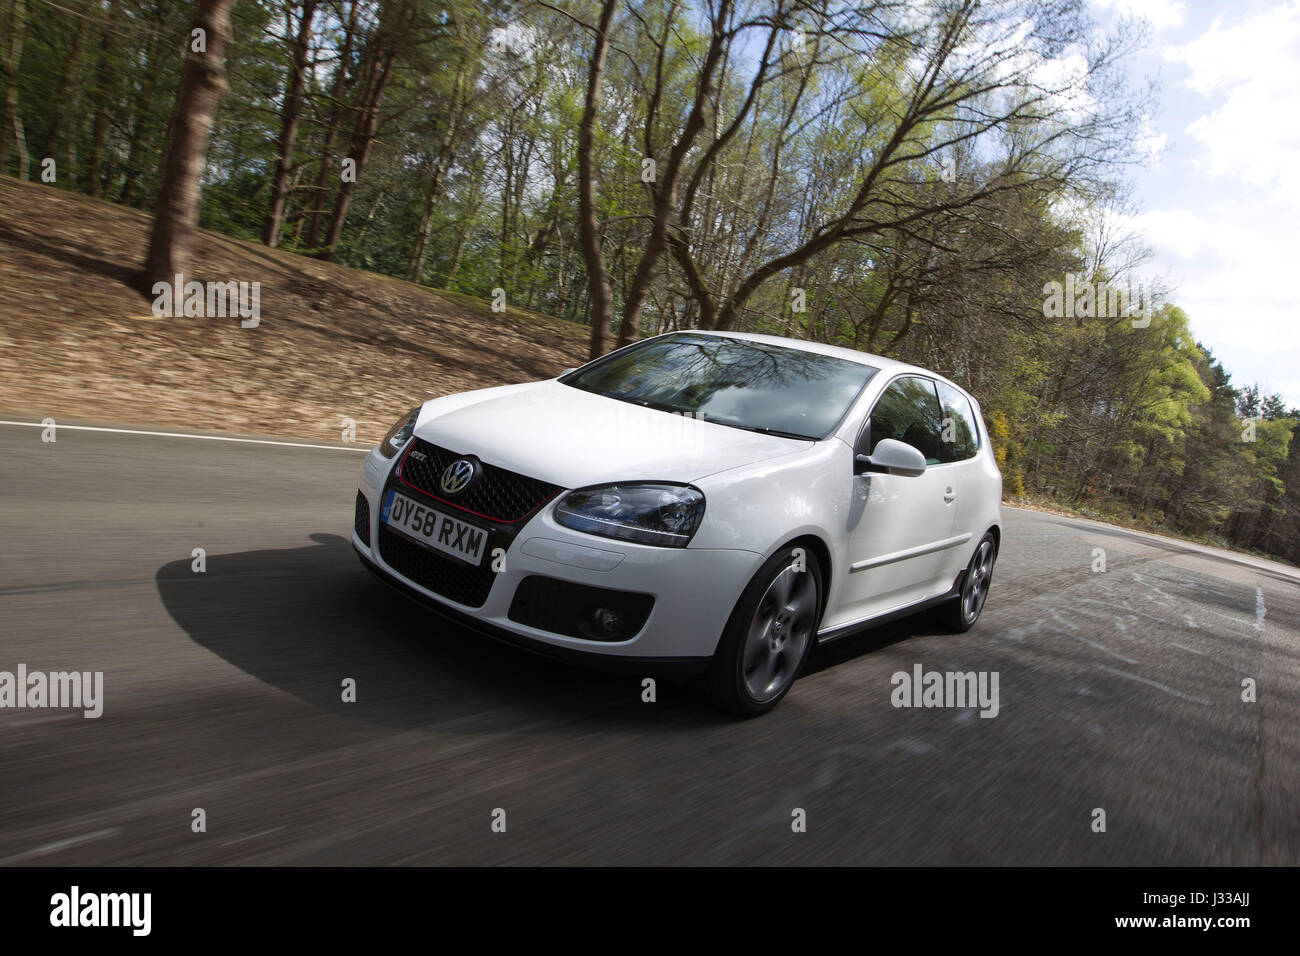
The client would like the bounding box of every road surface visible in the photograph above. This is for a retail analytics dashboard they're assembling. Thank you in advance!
[1,421,1297,864]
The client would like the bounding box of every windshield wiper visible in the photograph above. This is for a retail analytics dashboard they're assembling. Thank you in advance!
[632,398,690,414]
[726,423,817,441]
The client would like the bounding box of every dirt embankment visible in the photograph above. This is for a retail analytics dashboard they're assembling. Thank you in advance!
[0,176,587,443]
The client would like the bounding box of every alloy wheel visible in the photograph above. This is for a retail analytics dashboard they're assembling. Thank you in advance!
[961,539,995,624]
[741,565,817,703]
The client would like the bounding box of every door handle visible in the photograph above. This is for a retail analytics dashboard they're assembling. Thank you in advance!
[943,487,956,503]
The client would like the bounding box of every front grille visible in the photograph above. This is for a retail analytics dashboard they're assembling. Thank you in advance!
[396,439,562,523]
[377,526,497,608]
[354,491,371,546]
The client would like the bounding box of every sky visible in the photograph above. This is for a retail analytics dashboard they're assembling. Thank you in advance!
[1088,0,1300,409]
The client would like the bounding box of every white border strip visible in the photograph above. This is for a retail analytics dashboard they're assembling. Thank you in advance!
[0,420,370,452]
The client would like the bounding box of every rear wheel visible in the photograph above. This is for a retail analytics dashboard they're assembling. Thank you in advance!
[931,532,996,633]
[706,545,823,717]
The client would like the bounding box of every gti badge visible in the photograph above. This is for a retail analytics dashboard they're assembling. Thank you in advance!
[440,458,477,494]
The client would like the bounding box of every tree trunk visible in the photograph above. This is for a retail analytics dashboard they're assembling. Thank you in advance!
[142,0,236,289]
[616,1,740,348]
[498,114,514,287]
[353,183,386,245]
[0,0,29,179]
[119,29,167,205]
[285,162,306,246]
[263,0,317,246]
[42,14,88,181]
[440,161,484,290]
[305,0,358,249]
[577,0,617,359]
[84,2,119,197]
[319,40,396,261]
[405,160,447,282]
[407,62,467,281]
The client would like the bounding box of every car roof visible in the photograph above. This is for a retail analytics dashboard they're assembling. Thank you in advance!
[664,329,969,396]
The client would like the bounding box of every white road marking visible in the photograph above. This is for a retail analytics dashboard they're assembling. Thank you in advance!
[1069,632,1138,664]
[1169,641,1207,657]
[1059,711,1105,735]
[1094,664,1210,705]
[219,826,286,848]
[0,420,370,452]
[0,827,121,865]
[1047,607,1137,663]
[0,713,81,726]
[1071,596,1195,633]
[884,738,933,756]
[1255,586,1266,632]
[1197,606,1256,629]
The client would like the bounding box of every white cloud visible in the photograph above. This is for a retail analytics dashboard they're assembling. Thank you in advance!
[1125,205,1300,401]
[1163,1,1300,196]
[1163,2,1299,92]
[1117,2,1300,406]
[1135,113,1167,165]
[1091,0,1187,31]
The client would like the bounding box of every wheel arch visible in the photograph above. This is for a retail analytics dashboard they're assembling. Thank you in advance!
[986,522,1001,554]
[778,533,833,617]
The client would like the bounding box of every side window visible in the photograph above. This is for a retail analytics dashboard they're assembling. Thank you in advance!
[936,382,980,463]
[866,376,945,464]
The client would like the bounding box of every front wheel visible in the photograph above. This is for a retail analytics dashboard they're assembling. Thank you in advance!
[931,532,997,633]
[706,545,823,717]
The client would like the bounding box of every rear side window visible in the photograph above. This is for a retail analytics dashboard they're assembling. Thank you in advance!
[936,382,981,463]
[867,376,945,464]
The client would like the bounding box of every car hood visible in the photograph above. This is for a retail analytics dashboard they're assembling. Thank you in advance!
[413,379,811,488]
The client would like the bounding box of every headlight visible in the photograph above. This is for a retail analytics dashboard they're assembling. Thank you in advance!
[554,483,705,547]
[377,407,420,458]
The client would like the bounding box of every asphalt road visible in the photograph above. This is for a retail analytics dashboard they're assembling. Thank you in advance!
[1,421,1297,865]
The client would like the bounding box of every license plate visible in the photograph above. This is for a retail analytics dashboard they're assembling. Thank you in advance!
[381,489,488,566]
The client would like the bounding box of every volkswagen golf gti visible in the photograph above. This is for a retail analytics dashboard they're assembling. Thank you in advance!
[353,331,1002,716]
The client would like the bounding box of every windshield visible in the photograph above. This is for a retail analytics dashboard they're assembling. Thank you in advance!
[562,333,878,440]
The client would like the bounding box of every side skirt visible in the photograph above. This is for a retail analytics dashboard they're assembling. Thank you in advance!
[815,574,964,645]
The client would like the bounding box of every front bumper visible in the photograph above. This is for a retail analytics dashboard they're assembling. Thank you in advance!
[353,447,763,665]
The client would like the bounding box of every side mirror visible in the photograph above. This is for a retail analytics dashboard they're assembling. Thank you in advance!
[855,438,928,477]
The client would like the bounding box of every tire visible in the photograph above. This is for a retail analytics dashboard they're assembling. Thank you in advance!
[931,532,997,633]
[706,545,824,717]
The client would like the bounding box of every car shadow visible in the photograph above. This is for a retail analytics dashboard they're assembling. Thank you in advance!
[155,533,726,733]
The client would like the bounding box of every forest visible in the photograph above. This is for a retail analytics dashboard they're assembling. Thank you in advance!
[2,0,1297,564]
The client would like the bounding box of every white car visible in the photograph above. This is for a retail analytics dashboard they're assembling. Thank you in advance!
[353,331,1002,716]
